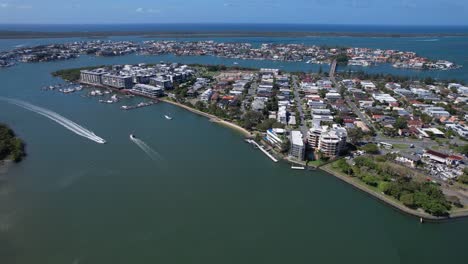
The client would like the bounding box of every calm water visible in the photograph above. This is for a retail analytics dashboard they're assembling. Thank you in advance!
[1,23,468,34]
[1,34,468,82]
[1,35,468,264]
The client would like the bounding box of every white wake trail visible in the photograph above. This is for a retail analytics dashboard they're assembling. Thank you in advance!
[130,137,162,160]
[1,97,106,144]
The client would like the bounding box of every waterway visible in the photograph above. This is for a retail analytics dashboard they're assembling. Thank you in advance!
[1,36,468,264]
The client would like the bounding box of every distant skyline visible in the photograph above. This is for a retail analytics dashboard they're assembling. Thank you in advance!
[0,0,467,25]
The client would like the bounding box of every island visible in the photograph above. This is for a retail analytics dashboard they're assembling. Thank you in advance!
[1,40,460,71]
[51,60,468,221]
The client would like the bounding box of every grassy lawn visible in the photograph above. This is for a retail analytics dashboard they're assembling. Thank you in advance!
[308,159,325,167]
[323,161,413,209]
[392,143,409,149]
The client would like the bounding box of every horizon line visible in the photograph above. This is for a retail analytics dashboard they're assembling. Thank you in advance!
[0,22,468,27]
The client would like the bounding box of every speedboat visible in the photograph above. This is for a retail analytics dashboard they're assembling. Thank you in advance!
[164,115,173,120]
[130,134,136,140]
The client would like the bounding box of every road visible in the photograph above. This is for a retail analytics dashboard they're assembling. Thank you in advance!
[329,59,377,131]
[292,75,309,139]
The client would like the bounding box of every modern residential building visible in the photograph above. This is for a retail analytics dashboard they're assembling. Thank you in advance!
[149,77,173,89]
[372,93,397,104]
[102,74,133,89]
[446,124,468,138]
[325,92,341,101]
[308,125,348,157]
[131,84,164,97]
[80,69,106,85]
[423,107,451,118]
[200,88,213,102]
[277,106,288,124]
[266,128,286,149]
[289,131,305,160]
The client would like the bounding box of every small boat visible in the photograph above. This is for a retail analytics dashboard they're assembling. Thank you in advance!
[233,62,239,65]
[130,134,136,140]
[164,115,173,120]
[291,166,305,170]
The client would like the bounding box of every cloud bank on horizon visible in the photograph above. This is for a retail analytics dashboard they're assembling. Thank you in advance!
[0,0,467,25]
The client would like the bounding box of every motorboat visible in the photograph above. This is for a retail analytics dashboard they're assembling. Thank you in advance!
[130,134,136,140]
[164,115,173,120]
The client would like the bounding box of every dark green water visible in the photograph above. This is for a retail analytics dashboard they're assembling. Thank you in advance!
[1,40,468,264]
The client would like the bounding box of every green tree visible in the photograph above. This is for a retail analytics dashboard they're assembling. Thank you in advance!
[362,143,380,154]
[347,128,364,145]
[400,193,415,208]
[394,117,408,129]
[241,111,264,130]
[0,124,26,162]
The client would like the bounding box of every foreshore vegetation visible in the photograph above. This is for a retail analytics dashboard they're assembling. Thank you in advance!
[331,155,453,216]
[0,123,26,163]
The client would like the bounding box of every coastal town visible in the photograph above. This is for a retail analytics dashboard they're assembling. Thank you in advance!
[47,59,468,219]
[0,40,460,71]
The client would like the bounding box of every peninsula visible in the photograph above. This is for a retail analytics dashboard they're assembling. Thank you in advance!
[52,61,468,221]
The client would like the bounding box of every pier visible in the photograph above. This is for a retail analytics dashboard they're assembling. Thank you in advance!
[246,139,278,163]
[121,101,157,110]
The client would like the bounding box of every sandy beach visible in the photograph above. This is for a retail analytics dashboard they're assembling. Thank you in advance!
[160,98,252,137]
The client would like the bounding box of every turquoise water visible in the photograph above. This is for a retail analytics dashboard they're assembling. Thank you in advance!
[1,37,468,263]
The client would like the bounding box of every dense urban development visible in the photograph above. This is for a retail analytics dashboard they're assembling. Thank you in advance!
[45,56,468,219]
[0,40,461,70]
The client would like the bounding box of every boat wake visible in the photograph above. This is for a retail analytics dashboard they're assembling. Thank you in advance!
[130,137,162,161]
[0,97,106,144]
[415,39,439,42]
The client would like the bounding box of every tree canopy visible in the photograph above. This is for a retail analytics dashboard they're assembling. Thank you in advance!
[0,124,26,162]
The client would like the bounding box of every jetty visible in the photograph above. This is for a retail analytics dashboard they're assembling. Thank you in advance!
[121,101,157,110]
[246,139,278,163]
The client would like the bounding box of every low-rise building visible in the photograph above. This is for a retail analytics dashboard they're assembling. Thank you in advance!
[200,88,213,102]
[266,128,286,149]
[131,84,164,97]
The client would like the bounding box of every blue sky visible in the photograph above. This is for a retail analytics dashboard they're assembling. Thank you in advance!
[0,0,467,25]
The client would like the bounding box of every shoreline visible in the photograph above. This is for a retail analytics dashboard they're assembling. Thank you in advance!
[2,31,468,39]
[160,98,252,138]
[85,88,468,222]
[320,163,468,222]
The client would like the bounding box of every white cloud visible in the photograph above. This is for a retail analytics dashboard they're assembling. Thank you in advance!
[0,2,32,9]
[135,7,160,14]
[147,8,160,13]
